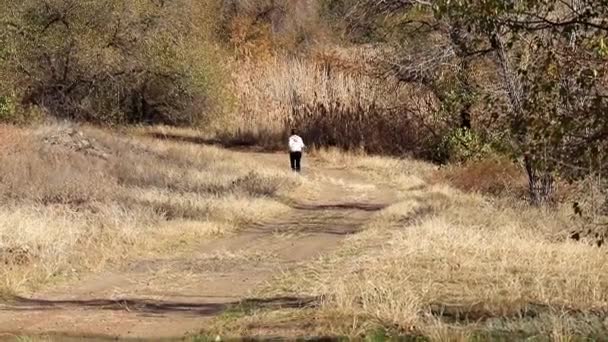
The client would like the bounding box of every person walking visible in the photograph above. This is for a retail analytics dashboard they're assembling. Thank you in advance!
[288,129,305,172]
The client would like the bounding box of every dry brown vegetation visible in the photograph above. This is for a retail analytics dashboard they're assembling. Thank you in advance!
[0,123,301,297]
[219,54,443,157]
[432,156,528,198]
[211,0,608,208]
[1,125,607,340]
[2,0,608,339]
[205,151,608,340]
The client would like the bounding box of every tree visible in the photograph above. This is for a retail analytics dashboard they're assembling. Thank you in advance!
[1,0,226,125]
[354,0,608,204]
[350,1,498,161]
[434,0,608,204]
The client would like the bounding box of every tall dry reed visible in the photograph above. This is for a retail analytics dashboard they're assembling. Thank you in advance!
[221,53,444,156]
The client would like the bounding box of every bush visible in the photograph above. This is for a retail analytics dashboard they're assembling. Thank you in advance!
[433,156,527,197]
[215,0,339,61]
[1,0,228,126]
[290,101,428,156]
[231,171,282,197]
[435,128,494,164]
[0,96,15,122]
[0,95,45,124]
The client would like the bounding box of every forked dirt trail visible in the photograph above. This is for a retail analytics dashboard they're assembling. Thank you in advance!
[0,151,397,340]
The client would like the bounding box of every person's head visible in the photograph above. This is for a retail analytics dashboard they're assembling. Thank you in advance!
[291,129,297,136]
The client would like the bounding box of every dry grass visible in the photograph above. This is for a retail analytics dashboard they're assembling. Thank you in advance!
[0,123,299,296]
[211,151,608,340]
[310,147,433,194]
[432,156,528,198]
[0,124,25,152]
[5,122,607,339]
[215,54,443,156]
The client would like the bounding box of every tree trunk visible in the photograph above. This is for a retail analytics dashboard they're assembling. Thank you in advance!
[493,33,556,204]
[524,155,555,205]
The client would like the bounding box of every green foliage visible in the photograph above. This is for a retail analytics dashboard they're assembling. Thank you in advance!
[365,327,391,342]
[0,94,41,124]
[436,128,494,164]
[431,0,608,203]
[348,0,607,203]
[0,96,14,121]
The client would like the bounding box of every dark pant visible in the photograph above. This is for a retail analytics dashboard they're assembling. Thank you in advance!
[290,152,302,172]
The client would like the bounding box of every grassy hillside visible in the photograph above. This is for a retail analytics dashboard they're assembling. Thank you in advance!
[0,123,301,296]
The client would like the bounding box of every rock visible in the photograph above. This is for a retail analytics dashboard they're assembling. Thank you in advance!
[41,127,110,160]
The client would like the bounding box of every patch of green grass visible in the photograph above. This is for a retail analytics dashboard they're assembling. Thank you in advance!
[363,327,429,342]
[198,301,263,337]
[365,327,390,342]
[219,300,259,320]
[189,334,221,342]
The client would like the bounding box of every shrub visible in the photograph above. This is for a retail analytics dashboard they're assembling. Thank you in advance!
[0,96,15,122]
[215,0,330,59]
[434,156,527,197]
[231,171,282,197]
[1,0,228,126]
[435,128,494,164]
[0,95,44,124]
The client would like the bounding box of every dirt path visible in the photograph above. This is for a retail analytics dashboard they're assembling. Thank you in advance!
[0,151,396,340]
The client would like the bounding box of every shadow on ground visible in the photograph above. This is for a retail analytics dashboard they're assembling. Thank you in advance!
[291,203,387,212]
[244,203,388,236]
[146,132,282,153]
[0,296,327,341]
[6,297,602,341]
[1,296,318,316]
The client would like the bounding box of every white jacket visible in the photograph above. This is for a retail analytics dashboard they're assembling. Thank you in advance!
[288,135,305,152]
